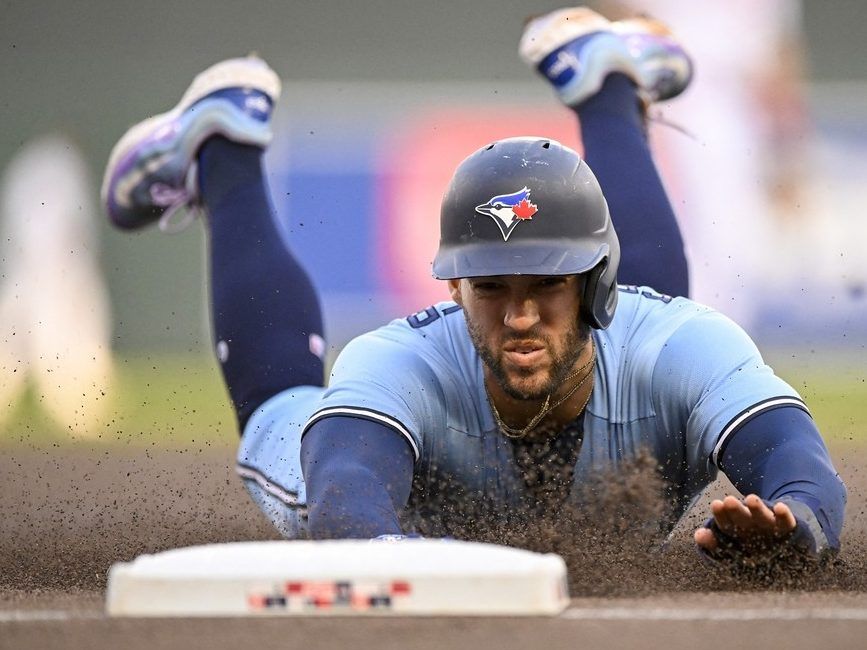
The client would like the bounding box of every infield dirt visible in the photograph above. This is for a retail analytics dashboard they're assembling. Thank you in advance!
[2,442,866,649]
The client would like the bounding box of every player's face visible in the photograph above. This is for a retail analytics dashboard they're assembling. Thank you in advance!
[449,274,590,401]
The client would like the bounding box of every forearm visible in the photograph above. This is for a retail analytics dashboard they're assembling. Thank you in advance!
[300,416,415,539]
[719,406,847,550]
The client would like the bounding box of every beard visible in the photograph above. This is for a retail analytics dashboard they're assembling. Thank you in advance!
[467,315,591,401]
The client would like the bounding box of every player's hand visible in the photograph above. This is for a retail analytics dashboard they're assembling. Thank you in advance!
[694,494,797,561]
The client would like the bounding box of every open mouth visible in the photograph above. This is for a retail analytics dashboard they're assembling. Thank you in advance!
[502,341,546,368]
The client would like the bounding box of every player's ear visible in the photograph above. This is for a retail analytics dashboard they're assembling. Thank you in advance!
[447,279,463,306]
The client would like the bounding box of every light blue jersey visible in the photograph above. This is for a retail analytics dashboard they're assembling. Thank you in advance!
[237,286,805,537]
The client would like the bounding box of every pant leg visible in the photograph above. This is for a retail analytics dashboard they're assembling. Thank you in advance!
[235,384,326,538]
[576,74,690,298]
[199,138,326,429]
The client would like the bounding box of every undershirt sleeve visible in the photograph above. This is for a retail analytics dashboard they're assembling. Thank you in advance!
[719,406,846,550]
[300,415,415,539]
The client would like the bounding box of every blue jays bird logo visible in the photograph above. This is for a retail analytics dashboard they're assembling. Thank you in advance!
[475,187,539,241]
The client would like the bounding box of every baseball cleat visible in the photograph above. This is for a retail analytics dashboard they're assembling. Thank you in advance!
[519,6,692,107]
[102,56,281,231]
[611,15,693,103]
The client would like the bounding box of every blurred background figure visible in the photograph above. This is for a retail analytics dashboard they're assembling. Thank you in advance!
[0,134,115,437]
[601,0,813,331]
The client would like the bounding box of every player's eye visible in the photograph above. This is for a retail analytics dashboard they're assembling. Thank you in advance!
[472,281,503,292]
[538,277,566,289]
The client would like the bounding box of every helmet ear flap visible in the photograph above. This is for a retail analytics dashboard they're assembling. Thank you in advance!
[580,258,618,329]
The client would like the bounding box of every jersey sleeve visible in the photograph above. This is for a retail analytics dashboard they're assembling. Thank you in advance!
[300,326,443,462]
[650,310,806,483]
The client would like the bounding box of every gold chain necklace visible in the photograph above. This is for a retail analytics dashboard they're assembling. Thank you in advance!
[486,340,597,440]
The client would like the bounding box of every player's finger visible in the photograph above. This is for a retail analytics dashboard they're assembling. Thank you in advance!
[718,495,753,532]
[772,501,797,533]
[724,494,751,514]
[710,498,735,531]
[711,497,744,531]
[743,494,776,528]
[694,527,718,551]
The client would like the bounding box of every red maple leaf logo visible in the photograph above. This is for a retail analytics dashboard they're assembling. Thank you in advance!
[512,198,538,220]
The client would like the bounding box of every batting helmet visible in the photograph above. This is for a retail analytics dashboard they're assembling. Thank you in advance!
[432,136,620,329]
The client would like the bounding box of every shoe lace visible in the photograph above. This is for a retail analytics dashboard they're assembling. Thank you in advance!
[646,108,697,140]
[154,161,202,234]
[157,201,202,234]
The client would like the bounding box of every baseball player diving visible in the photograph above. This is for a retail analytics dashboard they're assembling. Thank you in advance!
[102,7,845,569]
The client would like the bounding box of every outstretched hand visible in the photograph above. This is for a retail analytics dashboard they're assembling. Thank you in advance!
[694,494,797,559]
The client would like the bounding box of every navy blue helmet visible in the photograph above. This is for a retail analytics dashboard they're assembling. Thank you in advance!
[432,136,620,329]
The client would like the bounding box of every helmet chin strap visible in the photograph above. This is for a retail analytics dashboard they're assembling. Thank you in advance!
[486,338,596,439]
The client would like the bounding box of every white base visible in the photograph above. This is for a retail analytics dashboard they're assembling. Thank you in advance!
[106,539,569,617]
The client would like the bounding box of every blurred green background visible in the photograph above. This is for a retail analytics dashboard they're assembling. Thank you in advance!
[5,350,867,449]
